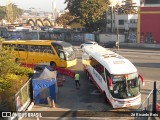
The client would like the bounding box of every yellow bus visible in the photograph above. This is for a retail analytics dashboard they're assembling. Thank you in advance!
[2,40,77,68]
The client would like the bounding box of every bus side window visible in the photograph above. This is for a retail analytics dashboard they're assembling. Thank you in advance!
[17,44,28,51]
[46,46,54,54]
[40,46,55,54]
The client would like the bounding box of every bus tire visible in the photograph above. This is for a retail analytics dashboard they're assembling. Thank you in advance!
[50,61,56,66]
[15,58,20,64]
[103,92,109,103]
[86,71,89,77]
[103,92,112,107]
[87,72,90,79]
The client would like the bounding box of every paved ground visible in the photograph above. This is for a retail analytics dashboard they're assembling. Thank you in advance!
[22,47,160,120]
[23,72,134,119]
[22,58,135,120]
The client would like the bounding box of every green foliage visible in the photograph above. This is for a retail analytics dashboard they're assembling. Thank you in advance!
[0,49,33,93]
[65,0,138,32]
[65,0,109,32]
[0,48,33,110]
[0,4,23,22]
[56,12,75,28]
[119,0,138,14]
[0,37,5,43]
[12,4,23,19]
[0,6,6,20]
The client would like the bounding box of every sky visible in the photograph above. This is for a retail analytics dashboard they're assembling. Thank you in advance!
[0,0,67,12]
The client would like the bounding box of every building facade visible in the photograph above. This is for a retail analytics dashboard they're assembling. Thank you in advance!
[138,6,160,44]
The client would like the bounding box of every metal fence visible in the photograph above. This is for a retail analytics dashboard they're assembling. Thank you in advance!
[14,78,31,112]
[135,81,160,120]
[10,78,32,120]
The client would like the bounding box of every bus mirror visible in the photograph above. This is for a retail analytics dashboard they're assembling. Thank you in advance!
[73,47,79,52]
[138,74,145,86]
[108,77,113,90]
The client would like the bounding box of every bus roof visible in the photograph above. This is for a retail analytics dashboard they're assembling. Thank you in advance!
[83,45,137,75]
[2,40,53,45]
[51,41,72,48]
[2,40,72,47]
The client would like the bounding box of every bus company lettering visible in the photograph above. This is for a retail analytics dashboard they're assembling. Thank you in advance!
[28,45,53,57]
[93,69,102,83]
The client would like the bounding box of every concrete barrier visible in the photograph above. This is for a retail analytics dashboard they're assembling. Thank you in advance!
[120,43,160,50]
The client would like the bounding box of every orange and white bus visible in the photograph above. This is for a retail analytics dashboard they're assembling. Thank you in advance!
[2,40,77,68]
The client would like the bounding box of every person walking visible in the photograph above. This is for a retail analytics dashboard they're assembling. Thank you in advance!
[75,73,80,88]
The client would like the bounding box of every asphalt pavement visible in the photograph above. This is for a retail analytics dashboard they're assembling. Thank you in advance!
[22,45,160,120]
[23,57,136,120]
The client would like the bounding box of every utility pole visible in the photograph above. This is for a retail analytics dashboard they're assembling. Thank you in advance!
[116,7,119,50]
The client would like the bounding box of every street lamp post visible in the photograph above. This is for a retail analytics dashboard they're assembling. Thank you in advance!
[37,24,39,40]
[109,0,121,50]
[116,7,119,50]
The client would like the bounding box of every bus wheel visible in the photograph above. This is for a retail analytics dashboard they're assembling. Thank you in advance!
[103,92,108,103]
[15,58,20,64]
[103,92,112,106]
[50,61,56,66]
[86,71,89,77]
[87,73,90,79]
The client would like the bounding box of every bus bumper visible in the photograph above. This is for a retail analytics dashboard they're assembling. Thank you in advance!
[66,59,77,68]
[111,94,141,108]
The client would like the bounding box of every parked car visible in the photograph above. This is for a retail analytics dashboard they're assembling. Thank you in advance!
[102,41,117,48]
[80,41,98,48]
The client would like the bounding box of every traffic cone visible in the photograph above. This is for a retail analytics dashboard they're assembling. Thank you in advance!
[37,116,39,120]
[52,99,56,108]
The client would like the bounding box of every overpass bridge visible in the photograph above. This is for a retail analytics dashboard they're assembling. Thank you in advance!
[20,16,54,28]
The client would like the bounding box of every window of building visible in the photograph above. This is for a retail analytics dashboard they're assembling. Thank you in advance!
[77,28,81,32]
[82,28,86,32]
[119,20,124,25]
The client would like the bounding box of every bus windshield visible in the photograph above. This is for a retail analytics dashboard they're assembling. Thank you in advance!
[63,47,76,61]
[111,72,140,99]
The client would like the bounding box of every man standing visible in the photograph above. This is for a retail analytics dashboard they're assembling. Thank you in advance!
[75,73,80,88]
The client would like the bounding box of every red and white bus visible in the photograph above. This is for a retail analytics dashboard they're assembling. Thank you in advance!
[82,45,144,108]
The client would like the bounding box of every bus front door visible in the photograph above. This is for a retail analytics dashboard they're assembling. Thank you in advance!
[59,52,66,67]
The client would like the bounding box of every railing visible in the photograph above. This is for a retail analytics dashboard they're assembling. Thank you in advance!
[11,78,32,120]
[135,81,160,120]
[138,90,153,112]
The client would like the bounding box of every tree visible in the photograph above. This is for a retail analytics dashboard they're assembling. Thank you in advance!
[0,4,23,22]
[0,50,33,93]
[65,0,110,32]
[55,12,75,28]
[120,0,138,14]
[0,38,34,111]
[12,4,23,21]
[0,6,6,20]
[0,38,33,94]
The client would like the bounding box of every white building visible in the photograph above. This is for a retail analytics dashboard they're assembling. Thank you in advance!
[107,14,138,33]
[106,0,140,33]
